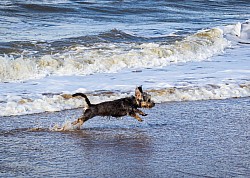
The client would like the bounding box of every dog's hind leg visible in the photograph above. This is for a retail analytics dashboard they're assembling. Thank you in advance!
[71,109,93,129]
[71,115,91,129]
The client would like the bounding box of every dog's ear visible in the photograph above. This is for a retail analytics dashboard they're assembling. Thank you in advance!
[135,86,143,100]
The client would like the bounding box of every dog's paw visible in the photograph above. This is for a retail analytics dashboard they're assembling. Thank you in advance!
[72,123,81,130]
[71,120,78,125]
[71,119,84,130]
[138,118,143,122]
[142,113,148,116]
[72,118,82,125]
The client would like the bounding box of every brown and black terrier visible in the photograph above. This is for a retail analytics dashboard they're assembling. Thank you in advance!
[71,86,155,129]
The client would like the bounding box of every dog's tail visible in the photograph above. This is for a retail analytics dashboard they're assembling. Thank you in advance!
[72,93,92,107]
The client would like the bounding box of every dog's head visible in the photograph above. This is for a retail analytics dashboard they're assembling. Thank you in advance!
[135,86,155,108]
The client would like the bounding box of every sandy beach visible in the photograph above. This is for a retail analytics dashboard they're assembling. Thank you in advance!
[1,97,249,177]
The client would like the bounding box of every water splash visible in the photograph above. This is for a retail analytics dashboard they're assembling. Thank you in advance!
[49,121,81,131]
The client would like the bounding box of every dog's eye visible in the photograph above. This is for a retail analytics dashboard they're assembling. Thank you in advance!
[142,93,151,102]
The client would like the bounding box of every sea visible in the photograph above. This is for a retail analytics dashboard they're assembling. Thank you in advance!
[0,0,249,177]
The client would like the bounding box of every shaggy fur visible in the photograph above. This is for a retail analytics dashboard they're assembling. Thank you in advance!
[71,86,155,129]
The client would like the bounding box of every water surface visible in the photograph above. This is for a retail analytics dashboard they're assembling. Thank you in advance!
[1,98,249,177]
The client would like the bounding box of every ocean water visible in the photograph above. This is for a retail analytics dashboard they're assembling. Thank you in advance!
[1,1,250,177]
[0,0,249,116]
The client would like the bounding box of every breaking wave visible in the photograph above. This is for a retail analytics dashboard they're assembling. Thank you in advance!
[0,27,229,82]
[1,21,249,116]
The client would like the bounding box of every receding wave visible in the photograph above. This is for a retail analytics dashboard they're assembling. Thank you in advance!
[0,27,229,82]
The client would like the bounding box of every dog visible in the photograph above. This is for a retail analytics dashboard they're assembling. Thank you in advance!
[70,86,155,129]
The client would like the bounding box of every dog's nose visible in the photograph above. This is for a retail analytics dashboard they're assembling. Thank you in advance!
[147,102,155,108]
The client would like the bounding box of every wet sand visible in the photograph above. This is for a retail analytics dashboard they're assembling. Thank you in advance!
[0,97,249,177]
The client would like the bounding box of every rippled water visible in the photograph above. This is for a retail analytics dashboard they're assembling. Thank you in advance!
[1,98,249,177]
[0,0,250,116]
[1,1,250,176]
[1,0,248,41]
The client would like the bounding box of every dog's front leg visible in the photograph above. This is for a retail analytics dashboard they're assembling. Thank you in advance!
[134,108,147,116]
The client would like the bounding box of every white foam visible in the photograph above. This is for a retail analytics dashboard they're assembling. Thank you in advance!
[0,55,38,82]
[150,83,250,102]
[223,20,250,43]
[0,28,230,82]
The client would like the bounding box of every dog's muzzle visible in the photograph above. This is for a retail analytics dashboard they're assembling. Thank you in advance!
[140,101,155,108]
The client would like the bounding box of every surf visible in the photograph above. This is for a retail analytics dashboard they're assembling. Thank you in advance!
[0,21,249,117]
[0,27,230,82]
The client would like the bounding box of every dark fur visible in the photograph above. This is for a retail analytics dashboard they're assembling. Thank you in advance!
[71,86,155,129]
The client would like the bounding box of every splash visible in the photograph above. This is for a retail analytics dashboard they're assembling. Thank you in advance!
[223,20,250,44]
[49,121,81,131]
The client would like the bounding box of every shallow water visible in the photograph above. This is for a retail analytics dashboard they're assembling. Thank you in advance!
[1,98,249,177]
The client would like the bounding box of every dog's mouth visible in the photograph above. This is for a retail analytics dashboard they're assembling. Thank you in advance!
[140,101,155,108]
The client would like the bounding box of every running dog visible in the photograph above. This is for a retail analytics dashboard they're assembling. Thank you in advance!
[71,86,155,129]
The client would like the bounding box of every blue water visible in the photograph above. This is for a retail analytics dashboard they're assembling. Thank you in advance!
[0,1,250,112]
[1,0,249,44]
[0,98,249,177]
[0,1,250,177]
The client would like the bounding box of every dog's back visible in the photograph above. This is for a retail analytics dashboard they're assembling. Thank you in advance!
[93,96,137,117]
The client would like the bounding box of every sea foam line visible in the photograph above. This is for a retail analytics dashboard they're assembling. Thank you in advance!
[1,83,249,117]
